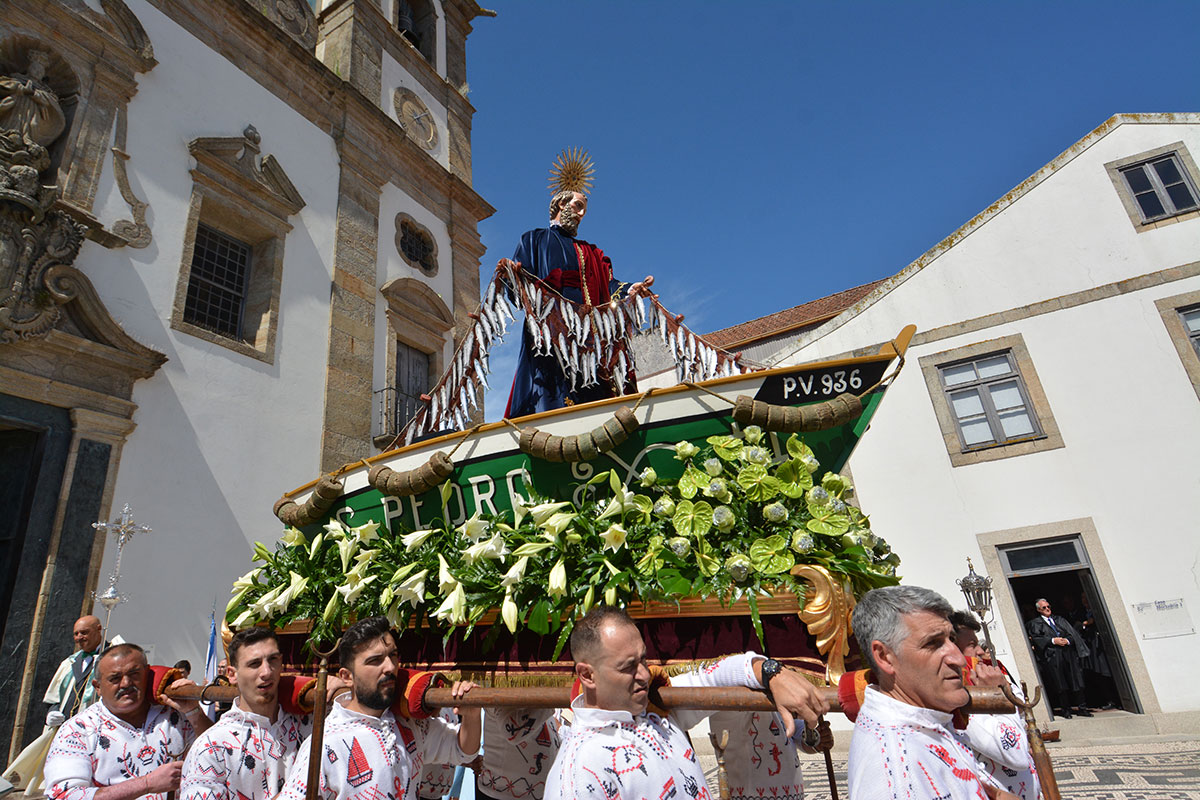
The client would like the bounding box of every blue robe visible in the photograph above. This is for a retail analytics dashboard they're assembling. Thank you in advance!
[505,226,626,418]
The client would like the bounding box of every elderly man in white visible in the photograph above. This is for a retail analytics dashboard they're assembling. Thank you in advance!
[846,586,1021,800]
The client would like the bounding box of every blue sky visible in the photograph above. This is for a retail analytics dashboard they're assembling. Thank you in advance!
[464,1,1199,418]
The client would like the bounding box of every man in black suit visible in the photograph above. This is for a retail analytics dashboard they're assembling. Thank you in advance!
[1026,598,1091,718]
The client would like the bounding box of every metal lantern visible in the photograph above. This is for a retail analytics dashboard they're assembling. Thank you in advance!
[957,557,996,656]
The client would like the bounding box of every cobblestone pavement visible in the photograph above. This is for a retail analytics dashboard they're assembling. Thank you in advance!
[700,736,1200,799]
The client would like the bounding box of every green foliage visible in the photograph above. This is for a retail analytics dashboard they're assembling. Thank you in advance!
[226,433,900,654]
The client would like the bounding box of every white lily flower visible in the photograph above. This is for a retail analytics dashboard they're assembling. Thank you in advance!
[337,537,359,572]
[462,532,509,565]
[335,567,378,605]
[250,585,284,618]
[511,494,530,527]
[548,559,567,597]
[279,571,309,612]
[353,520,381,543]
[226,588,249,615]
[600,524,628,553]
[384,601,403,628]
[501,588,519,633]
[500,556,529,587]
[458,512,489,543]
[323,592,340,622]
[434,583,467,625]
[354,548,380,566]
[539,512,575,539]
[438,554,459,595]
[529,501,570,525]
[232,567,262,591]
[279,527,306,548]
[307,533,324,561]
[395,569,429,608]
[230,608,257,628]
[323,519,348,540]
[596,488,636,521]
[402,528,436,551]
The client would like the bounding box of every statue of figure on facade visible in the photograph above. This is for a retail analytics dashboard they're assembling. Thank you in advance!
[0,50,66,148]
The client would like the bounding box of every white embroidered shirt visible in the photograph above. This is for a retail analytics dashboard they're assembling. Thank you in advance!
[44,701,196,800]
[180,698,312,800]
[279,696,469,800]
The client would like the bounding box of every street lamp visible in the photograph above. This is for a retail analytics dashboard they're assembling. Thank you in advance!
[957,557,996,657]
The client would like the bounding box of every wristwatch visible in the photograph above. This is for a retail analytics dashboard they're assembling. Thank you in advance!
[760,658,784,691]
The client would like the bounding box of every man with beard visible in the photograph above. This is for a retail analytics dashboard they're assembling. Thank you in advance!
[544,606,829,800]
[180,628,345,800]
[500,186,653,418]
[280,617,481,800]
[43,643,211,800]
[846,587,1019,800]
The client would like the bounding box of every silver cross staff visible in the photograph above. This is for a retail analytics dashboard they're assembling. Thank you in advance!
[92,503,152,611]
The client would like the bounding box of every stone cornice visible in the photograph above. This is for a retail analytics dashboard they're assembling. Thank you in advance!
[143,0,493,223]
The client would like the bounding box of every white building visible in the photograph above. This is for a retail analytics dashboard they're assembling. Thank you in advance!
[0,0,493,757]
[749,113,1200,733]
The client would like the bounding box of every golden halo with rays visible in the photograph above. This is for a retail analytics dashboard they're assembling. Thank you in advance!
[548,147,595,195]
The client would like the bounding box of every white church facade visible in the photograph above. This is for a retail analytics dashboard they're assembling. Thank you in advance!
[0,0,494,757]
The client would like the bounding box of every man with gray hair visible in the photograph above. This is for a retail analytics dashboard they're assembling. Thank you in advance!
[846,586,1019,800]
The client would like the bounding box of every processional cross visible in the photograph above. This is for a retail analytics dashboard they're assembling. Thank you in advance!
[91,503,152,613]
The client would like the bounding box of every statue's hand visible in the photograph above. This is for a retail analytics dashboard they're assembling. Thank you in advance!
[630,275,655,297]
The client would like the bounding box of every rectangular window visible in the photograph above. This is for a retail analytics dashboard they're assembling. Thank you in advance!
[939,351,1041,450]
[183,224,250,339]
[1119,154,1200,222]
[1180,305,1200,359]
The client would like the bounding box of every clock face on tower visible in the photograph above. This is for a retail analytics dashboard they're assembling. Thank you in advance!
[392,87,438,151]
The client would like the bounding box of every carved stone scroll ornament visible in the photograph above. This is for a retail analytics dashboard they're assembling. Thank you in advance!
[791,564,857,685]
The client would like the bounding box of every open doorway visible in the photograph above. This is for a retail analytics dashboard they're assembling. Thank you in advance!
[0,424,46,646]
[999,537,1139,718]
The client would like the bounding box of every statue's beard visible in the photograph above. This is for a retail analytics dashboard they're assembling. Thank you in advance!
[555,208,581,237]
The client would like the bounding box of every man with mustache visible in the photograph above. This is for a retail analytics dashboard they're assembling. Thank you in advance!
[43,643,211,800]
[499,186,652,418]
[180,627,339,800]
[280,617,481,800]
[846,587,1020,800]
[544,606,830,800]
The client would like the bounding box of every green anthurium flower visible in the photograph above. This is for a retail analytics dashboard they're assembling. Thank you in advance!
[706,434,744,461]
[672,500,713,538]
[279,527,306,548]
[676,466,708,499]
[775,459,814,498]
[749,535,795,574]
[501,588,519,633]
[548,559,568,597]
[807,501,851,535]
[630,494,654,524]
[737,464,781,502]
[636,536,665,574]
[402,528,436,551]
[822,472,853,499]
[694,537,721,577]
[725,553,752,582]
[785,434,814,460]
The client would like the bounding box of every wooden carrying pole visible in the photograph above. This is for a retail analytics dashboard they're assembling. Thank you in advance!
[173,683,1016,715]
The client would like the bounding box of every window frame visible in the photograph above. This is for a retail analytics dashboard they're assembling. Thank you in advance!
[1154,287,1200,403]
[938,350,1044,451]
[1105,143,1200,232]
[182,223,253,341]
[919,333,1064,467]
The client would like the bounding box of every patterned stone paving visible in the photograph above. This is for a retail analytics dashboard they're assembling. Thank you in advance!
[701,739,1200,799]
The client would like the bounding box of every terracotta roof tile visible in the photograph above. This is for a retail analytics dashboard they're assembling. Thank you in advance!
[706,279,888,349]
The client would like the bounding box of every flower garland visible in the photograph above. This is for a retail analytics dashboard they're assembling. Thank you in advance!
[226,427,900,654]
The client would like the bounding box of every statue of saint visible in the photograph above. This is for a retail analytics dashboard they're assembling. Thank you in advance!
[0,51,66,147]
